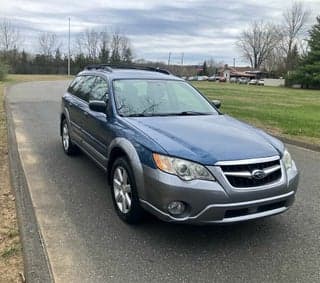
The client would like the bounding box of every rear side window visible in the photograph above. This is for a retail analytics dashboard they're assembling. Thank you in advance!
[68,76,96,102]
[68,76,82,96]
[78,76,96,101]
[89,77,109,101]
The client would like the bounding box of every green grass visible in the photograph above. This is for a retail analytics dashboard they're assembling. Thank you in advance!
[192,81,320,145]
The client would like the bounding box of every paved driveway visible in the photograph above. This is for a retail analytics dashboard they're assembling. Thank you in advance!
[7,81,320,282]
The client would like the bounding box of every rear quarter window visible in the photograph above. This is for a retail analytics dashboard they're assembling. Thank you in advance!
[68,76,82,96]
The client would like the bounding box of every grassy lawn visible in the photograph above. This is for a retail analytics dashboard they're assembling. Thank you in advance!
[192,81,320,145]
[0,74,69,283]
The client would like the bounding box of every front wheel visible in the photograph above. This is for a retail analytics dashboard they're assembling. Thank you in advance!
[111,157,144,224]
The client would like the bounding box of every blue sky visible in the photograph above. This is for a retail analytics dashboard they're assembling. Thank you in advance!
[1,0,319,65]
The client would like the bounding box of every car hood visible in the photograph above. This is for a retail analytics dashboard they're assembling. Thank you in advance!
[125,115,283,165]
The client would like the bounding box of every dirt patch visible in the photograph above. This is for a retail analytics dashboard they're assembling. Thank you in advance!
[0,76,70,282]
[0,83,24,282]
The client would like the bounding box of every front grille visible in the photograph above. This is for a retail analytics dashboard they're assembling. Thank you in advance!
[220,159,282,188]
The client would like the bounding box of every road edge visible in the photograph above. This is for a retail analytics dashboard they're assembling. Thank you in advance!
[273,135,320,152]
[4,85,54,283]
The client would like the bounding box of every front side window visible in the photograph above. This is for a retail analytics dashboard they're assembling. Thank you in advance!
[113,80,217,117]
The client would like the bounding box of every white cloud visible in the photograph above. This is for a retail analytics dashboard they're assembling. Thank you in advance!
[0,0,319,64]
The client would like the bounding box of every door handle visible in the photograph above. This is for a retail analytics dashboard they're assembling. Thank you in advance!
[83,111,88,116]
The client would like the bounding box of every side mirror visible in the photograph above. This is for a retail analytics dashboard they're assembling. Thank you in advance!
[211,100,221,109]
[89,100,107,113]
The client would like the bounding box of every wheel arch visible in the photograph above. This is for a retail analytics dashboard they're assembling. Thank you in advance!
[60,107,71,136]
[60,113,66,136]
[107,138,145,198]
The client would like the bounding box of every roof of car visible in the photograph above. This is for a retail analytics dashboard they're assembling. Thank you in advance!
[78,65,182,81]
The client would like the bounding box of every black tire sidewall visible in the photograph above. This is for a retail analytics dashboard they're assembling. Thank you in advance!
[61,119,77,155]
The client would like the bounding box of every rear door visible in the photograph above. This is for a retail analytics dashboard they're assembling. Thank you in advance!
[67,75,95,144]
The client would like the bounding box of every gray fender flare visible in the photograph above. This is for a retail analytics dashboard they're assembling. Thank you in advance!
[107,138,146,199]
[60,107,71,135]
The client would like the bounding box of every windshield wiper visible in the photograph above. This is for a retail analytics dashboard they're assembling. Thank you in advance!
[124,113,151,117]
[173,111,211,116]
[122,111,211,117]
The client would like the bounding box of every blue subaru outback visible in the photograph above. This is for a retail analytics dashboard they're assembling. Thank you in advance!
[60,65,299,224]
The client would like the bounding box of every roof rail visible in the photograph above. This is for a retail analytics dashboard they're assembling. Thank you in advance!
[83,64,171,75]
[139,66,171,75]
[84,64,113,72]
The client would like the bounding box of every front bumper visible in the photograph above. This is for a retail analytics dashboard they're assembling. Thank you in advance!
[139,159,299,224]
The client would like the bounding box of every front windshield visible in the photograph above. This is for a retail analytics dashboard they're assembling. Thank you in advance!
[113,79,218,117]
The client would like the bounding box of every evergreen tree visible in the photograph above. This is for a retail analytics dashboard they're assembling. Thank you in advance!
[17,50,29,73]
[74,53,87,73]
[122,47,132,63]
[110,49,121,65]
[99,41,109,64]
[54,48,63,74]
[290,16,320,88]
[198,61,208,76]
[202,61,208,76]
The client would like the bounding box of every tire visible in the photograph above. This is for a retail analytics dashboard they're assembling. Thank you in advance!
[111,157,144,224]
[61,119,79,155]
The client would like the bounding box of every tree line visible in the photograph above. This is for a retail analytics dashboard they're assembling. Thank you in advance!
[0,20,133,76]
[236,1,309,75]
[236,1,320,88]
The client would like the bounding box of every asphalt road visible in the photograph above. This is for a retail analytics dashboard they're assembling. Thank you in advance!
[7,81,320,283]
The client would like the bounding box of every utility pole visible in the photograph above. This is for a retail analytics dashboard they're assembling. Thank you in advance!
[180,53,185,77]
[181,52,184,66]
[68,17,71,76]
[233,58,236,68]
[168,52,171,66]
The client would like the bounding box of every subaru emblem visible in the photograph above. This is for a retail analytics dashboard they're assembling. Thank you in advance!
[251,169,266,180]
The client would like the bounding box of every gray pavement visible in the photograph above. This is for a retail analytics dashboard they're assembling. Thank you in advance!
[7,81,320,282]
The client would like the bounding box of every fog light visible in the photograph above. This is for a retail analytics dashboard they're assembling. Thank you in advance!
[167,201,185,215]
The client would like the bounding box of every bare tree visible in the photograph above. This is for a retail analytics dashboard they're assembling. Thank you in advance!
[263,46,286,73]
[83,29,100,60]
[119,36,133,62]
[110,32,122,64]
[282,1,309,69]
[76,29,110,61]
[99,30,110,62]
[74,28,133,64]
[0,19,20,51]
[38,32,58,56]
[236,21,282,69]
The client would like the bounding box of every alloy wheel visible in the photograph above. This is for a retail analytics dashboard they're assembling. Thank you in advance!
[62,122,70,151]
[113,166,132,214]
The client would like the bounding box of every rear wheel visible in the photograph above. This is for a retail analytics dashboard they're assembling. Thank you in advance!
[111,157,144,224]
[61,119,78,155]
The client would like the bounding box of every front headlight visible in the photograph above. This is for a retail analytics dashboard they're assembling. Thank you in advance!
[282,149,293,170]
[152,153,215,181]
